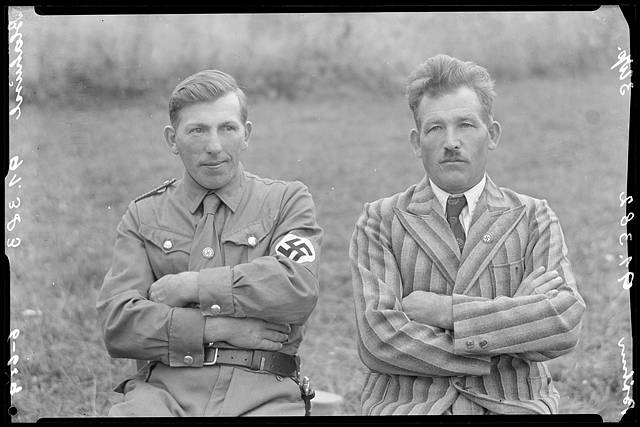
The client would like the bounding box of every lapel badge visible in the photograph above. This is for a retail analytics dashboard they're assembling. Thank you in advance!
[247,235,257,247]
[163,239,173,250]
[482,233,492,243]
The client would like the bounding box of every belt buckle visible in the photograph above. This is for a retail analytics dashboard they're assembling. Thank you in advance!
[204,347,219,366]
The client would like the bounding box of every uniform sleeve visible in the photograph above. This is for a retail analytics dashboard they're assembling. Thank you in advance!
[350,201,492,377]
[96,201,207,367]
[451,200,586,360]
[196,182,322,325]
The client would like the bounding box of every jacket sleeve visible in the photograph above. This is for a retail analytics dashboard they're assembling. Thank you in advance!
[350,200,492,377]
[196,182,322,325]
[96,201,208,368]
[451,200,586,361]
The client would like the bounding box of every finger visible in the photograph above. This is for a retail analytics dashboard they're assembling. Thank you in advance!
[530,271,559,288]
[257,340,284,352]
[545,289,560,298]
[533,276,564,294]
[524,266,546,281]
[265,322,291,334]
[515,267,548,297]
[264,330,289,343]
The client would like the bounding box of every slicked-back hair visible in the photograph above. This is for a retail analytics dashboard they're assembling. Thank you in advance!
[407,54,496,128]
[169,70,248,128]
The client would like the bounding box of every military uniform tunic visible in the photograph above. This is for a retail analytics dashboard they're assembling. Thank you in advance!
[97,164,322,416]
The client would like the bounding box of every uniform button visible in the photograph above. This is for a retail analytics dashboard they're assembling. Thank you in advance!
[449,216,457,223]
[184,355,194,365]
[210,304,221,315]
[202,247,215,259]
[163,239,173,250]
[466,339,474,348]
[482,233,493,243]
[457,238,465,247]
[479,339,488,348]
[247,235,257,247]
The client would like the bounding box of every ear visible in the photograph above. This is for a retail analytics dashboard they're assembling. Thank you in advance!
[164,125,180,155]
[409,128,422,159]
[241,121,252,150]
[487,120,501,150]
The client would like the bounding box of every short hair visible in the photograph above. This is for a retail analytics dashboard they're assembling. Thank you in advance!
[406,54,496,127]
[169,70,248,128]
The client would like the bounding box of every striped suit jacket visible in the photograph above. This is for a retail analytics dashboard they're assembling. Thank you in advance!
[349,175,586,415]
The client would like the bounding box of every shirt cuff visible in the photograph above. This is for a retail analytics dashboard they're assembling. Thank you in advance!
[197,266,235,317]
[168,308,206,367]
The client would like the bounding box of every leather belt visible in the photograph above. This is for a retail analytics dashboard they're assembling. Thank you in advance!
[203,346,299,377]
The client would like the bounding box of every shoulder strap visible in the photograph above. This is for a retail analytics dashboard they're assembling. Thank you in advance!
[134,178,177,202]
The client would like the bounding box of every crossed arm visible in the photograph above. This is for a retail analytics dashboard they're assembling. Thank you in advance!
[350,200,585,378]
[402,266,565,330]
[97,184,322,366]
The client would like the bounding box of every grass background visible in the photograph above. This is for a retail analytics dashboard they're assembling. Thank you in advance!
[6,6,634,422]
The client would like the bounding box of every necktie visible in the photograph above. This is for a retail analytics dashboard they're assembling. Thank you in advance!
[189,193,221,271]
[446,194,467,252]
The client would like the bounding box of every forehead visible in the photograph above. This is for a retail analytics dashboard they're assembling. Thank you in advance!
[177,92,242,126]
[417,86,484,124]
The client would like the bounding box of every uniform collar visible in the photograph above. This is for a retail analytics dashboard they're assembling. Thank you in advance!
[182,162,246,214]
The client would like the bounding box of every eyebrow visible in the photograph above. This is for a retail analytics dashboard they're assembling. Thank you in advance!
[184,122,210,128]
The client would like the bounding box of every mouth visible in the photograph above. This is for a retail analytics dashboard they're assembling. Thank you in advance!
[201,160,227,168]
[440,159,467,164]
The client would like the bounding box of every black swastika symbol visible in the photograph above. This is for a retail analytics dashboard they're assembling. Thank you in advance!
[277,237,313,261]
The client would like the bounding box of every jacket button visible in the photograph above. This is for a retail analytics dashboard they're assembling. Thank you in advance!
[247,236,257,247]
[479,339,488,348]
[202,247,214,259]
[210,304,221,315]
[163,239,173,250]
[465,339,474,348]
[184,355,194,365]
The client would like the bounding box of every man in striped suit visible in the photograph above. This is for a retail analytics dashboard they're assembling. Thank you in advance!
[349,54,586,415]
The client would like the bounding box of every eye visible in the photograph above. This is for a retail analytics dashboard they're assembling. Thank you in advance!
[425,125,443,135]
[460,122,475,128]
[188,127,204,134]
[221,124,237,132]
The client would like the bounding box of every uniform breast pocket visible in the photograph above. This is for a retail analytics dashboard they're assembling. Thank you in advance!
[489,257,525,296]
[221,216,275,264]
[139,224,192,278]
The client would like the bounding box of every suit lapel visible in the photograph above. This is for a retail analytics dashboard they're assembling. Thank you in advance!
[454,178,526,294]
[394,177,460,289]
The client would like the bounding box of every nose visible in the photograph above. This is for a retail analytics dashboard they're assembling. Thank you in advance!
[443,128,461,150]
[204,135,223,154]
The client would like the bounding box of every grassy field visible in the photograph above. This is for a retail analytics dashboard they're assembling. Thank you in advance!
[6,72,632,421]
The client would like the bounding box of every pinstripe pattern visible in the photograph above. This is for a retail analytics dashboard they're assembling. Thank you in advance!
[350,176,586,415]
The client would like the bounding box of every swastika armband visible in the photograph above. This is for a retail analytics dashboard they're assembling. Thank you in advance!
[275,233,316,263]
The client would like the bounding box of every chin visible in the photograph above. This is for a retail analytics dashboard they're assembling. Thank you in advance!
[439,179,472,193]
[196,175,230,190]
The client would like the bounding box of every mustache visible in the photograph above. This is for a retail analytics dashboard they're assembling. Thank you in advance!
[440,148,467,163]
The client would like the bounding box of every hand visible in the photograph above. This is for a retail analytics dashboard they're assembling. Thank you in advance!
[204,317,291,351]
[402,291,453,329]
[148,272,198,307]
[514,266,563,297]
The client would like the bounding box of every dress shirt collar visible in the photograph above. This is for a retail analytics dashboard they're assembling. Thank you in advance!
[182,162,246,214]
[429,174,487,219]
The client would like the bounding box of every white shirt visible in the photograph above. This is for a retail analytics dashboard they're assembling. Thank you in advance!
[429,174,487,234]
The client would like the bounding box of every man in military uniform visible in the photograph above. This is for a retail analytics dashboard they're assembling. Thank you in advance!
[97,70,322,416]
[350,54,585,415]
